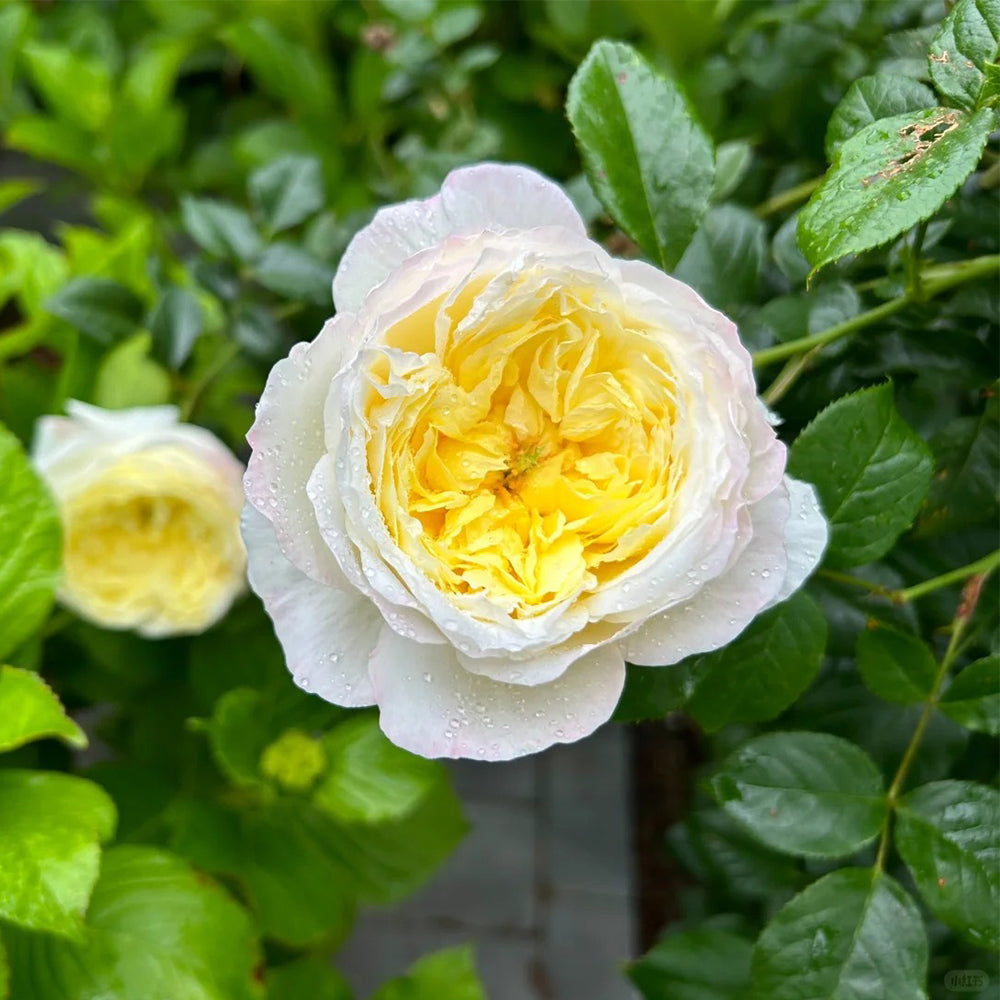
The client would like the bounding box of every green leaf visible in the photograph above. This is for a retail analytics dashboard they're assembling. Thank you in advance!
[203,686,341,789]
[787,384,934,568]
[314,714,444,824]
[93,331,172,409]
[566,39,714,269]
[44,277,145,345]
[4,117,100,179]
[149,287,205,369]
[629,928,752,1000]
[180,197,263,262]
[371,946,485,1000]
[710,139,753,203]
[799,107,995,273]
[21,42,112,131]
[751,868,927,1000]
[825,73,936,157]
[267,958,352,1000]
[252,243,333,304]
[248,155,324,234]
[711,732,886,859]
[0,934,7,1000]
[3,846,264,1000]
[682,591,827,732]
[220,19,338,124]
[0,770,116,938]
[0,179,43,217]
[929,0,1000,111]
[674,205,767,311]
[0,423,61,662]
[856,623,938,705]
[917,391,999,537]
[939,656,999,735]
[895,780,1000,950]
[0,665,85,752]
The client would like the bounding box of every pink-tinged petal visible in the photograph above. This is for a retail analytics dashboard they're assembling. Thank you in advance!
[622,486,791,667]
[772,476,828,605]
[370,629,625,761]
[333,163,585,313]
[245,315,360,588]
[242,506,378,707]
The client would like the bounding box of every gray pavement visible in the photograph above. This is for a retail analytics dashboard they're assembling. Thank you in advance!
[336,724,638,999]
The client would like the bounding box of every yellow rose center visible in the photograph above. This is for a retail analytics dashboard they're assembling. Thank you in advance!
[61,447,244,631]
[364,272,686,618]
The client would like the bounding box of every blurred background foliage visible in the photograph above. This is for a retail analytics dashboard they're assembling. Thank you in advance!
[0,0,997,998]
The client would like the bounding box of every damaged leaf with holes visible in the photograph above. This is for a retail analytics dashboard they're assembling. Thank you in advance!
[799,106,996,272]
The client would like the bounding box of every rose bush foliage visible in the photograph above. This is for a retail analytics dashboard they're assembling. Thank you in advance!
[0,1,996,999]
[244,163,827,760]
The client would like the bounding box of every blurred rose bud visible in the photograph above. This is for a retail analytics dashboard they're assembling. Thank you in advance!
[33,402,246,637]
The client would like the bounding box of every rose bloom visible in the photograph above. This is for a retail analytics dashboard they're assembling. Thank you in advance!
[33,402,246,637]
[243,163,827,761]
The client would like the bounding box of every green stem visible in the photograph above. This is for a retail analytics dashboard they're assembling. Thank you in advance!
[898,550,1000,603]
[873,571,992,871]
[818,550,1000,606]
[755,176,823,217]
[754,254,1000,369]
[754,254,1000,405]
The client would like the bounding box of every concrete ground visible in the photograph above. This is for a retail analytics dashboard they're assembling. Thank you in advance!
[336,724,639,999]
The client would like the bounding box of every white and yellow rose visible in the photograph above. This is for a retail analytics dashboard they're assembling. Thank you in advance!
[243,163,828,760]
[33,402,246,637]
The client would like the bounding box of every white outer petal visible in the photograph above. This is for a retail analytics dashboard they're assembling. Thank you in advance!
[33,400,243,498]
[623,485,791,666]
[242,505,378,707]
[333,163,586,313]
[770,476,828,605]
[369,627,625,761]
[244,315,361,589]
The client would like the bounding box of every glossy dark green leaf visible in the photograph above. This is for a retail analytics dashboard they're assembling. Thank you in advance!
[675,204,766,312]
[799,107,995,272]
[629,928,752,1000]
[0,770,116,938]
[567,39,714,269]
[787,384,934,568]
[939,656,1000,735]
[856,623,938,705]
[751,868,927,1000]
[0,665,85,752]
[683,591,827,732]
[149,287,204,369]
[314,715,444,824]
[181,197,263,262]
[248,155,324,234]
[918,391,999,537]
[0,423,61,661]
[825,74,935,157]
[929,0,1000,110]
[252,243,333,304]
[895,780,1000,950]
[44,277,144,345]
[3,846,264,1000]
[668,808,804,902]
[711,732,886,858]
[370,945,485,1000]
